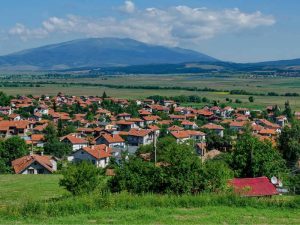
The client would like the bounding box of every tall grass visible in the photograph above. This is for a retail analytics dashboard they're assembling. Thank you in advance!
[3,192,300,219]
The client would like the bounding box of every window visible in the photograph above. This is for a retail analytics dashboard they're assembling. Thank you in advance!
[28,169,34,174]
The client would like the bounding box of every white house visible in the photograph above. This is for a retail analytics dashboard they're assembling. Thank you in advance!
[61,134,88,151]
[72,144,111,168]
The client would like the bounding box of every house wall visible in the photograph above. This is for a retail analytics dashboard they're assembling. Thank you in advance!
[20,162,53,174]
[72,150,109,168]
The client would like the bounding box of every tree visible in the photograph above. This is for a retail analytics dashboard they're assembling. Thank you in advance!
[230,130,286,178]
[0,136,29,173]
[283,101,293,121]
[248,96,254,103]
[43,123,72,158]
[60,162,102,195]
[102,91,108,99]
[109,156,161,193]
[201,160,233,193]
[278,122,300,168]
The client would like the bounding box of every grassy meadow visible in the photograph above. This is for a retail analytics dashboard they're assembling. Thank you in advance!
[2,74,300,109]
[0,175,299,224]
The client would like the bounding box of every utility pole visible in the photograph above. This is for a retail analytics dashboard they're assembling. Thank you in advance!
[153,131,157,164]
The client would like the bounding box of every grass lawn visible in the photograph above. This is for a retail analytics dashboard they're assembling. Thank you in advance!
[0,175,66,207]
[0,175,299,224]
[1,206,299,224]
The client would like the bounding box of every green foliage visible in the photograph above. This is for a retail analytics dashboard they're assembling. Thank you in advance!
[109,157,161,193]
[230,130,286,178]
[0,136,29,173]
[204,130,232,151]
[283,101,293,121]
[248,96,254,102]
[0,92,13,106]
[59,161,102,195]
[43,123,72,158]
[278,121,300,168]
[201,160,233,193]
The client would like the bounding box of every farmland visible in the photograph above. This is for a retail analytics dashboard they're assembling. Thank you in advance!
[2,73,300,109]
[0,175,299,224]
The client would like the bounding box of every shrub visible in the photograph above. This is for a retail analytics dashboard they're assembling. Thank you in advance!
[59,162,102,196]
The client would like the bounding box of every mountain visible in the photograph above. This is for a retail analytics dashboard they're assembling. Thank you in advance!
[0,38,218,70]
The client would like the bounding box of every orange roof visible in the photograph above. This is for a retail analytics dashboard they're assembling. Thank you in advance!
[171,130,205,139]
[0,120,30,129]
[259,128,277,135]
[168,125,184,131]
[81,144,111,159]
[201,123,224,130]
[128,128,152,137]
[100,133,125,143]
[148,125,160,131]
[12,154,55,174]
[31,134,44,142]
[61,135,88,144]
[143,115,161,121]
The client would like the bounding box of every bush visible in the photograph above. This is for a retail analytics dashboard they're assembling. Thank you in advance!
[59,162,102,196]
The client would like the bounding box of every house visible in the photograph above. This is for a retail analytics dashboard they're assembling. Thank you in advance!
[229,121,248,132]
[181,120,198,130]
[95,133,125,148]
[201,123,224,137]
[143,115,160,125]
[72,144,111,168]
[171,130,205,143]
[229,177,278,197]
[34,105,49,115]
[236,108,250,116]
[27,134,45,147]
[61,134,88,151]
[276,116,288,127]
[0,120,31,137]
[12,154,57,174]
[116,120,138,131]
[116,113,131,120]
[127,128,154,146]
[0,106,12,115]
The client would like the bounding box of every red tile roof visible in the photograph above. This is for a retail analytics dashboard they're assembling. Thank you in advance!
[12,154,55,174]
[82,144,111,159]
[229,177,278,197]
[100,133,125,143]
[61,135,88,144]
[128,128,152,137]
[201,123,224,130]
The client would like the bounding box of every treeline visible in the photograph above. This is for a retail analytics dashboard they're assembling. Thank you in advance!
[148,95,210,103]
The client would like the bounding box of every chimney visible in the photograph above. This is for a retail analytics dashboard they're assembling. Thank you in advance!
[41,151,44,156]
[30,151,33,156]
[105,146,108,152]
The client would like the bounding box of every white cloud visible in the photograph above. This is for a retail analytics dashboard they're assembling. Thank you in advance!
[119,1,135,14]
[9,23,48,41]
[8,3,275,46]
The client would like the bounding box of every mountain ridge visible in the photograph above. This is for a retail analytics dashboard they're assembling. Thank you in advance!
[0,37,218,70]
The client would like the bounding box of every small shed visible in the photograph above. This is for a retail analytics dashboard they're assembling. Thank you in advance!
[229,176,278,197]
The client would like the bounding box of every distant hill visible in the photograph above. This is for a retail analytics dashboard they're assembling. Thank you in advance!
[0,38,219,70]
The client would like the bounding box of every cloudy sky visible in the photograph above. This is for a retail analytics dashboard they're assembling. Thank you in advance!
[0,0,299,62]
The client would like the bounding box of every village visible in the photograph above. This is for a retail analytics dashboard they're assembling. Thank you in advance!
[0,92,293,176]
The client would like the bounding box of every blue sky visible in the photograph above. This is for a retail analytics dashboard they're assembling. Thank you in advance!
[0,0,299,62]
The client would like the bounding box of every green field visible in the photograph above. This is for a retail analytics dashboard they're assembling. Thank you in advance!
[0,175,299,224]
[2,74,300,110]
